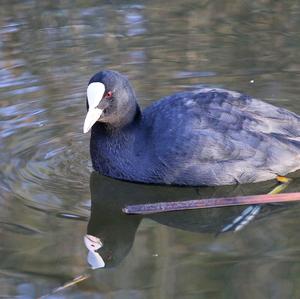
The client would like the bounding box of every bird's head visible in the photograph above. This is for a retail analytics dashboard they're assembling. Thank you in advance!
[83,70,138,133]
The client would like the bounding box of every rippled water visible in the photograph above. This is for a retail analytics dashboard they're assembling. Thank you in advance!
[1,1,300,298]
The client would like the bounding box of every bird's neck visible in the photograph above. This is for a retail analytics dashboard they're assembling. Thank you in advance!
[90,106,143,176]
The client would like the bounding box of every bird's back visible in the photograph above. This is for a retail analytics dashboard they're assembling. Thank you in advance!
[142,88,300,185]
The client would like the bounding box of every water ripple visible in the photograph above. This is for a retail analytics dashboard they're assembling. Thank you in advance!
[0,96,90,215]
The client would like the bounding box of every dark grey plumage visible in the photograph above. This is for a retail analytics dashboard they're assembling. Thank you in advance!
[88,71,300,186]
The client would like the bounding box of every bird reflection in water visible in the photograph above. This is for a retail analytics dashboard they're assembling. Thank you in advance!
[84,172,288,270]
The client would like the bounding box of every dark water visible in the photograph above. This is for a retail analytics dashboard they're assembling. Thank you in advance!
[1,1,300,298]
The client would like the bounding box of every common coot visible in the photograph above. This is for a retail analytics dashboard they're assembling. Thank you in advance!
[83,70,300,186]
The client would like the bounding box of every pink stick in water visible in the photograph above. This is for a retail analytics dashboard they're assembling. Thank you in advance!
[123,192,300,215]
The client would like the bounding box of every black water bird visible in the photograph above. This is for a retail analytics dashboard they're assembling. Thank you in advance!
[83,70,300,186]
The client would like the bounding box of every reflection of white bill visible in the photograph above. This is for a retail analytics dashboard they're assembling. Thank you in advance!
[84,234,103,251]
[84,234,105,269]
[87,250,105,269]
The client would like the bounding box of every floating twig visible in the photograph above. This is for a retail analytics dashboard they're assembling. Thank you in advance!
[38,273,90,299]
[123,192,300,215]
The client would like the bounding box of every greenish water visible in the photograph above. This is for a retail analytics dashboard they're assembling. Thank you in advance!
[1,1,300,298]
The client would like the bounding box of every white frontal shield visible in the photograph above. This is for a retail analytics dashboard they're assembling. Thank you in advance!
[83,82,105,133]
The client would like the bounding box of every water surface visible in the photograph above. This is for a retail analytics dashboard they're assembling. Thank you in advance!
[1,1,300,298]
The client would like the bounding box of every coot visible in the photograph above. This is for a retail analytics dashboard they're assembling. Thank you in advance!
[83,70,300,186]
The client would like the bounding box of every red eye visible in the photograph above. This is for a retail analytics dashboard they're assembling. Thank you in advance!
[105,91,113,99]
